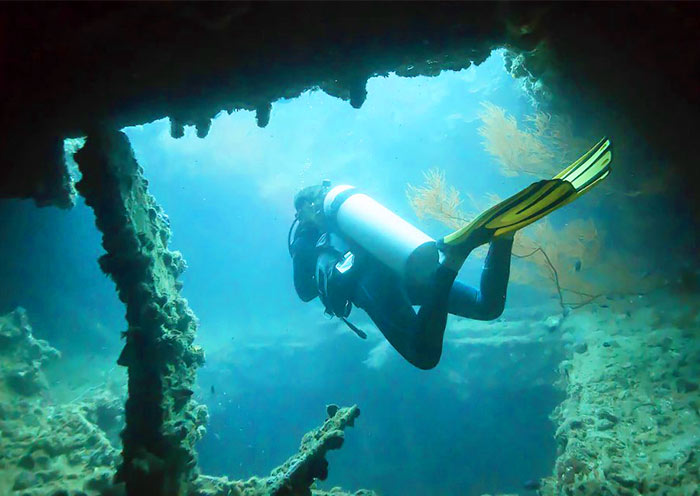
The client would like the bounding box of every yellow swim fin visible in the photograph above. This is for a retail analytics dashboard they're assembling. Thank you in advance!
[442,137,612,250]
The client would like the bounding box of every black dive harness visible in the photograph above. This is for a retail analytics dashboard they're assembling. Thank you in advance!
[288,218,367,340]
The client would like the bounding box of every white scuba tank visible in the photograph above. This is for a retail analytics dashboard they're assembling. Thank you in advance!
[323,185,439,284]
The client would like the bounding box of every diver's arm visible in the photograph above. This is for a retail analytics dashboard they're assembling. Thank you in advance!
[291,225,320,302]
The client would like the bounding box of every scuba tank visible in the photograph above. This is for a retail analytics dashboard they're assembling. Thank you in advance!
[323,185,439,286]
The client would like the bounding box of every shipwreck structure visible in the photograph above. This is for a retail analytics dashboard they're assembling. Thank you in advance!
[1,3,698,495]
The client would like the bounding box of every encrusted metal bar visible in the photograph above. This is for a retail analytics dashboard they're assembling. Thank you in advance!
[75,129,207,496]
[192,405,365,496]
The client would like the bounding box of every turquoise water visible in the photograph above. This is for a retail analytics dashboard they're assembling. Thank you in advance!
[1,49,667,494]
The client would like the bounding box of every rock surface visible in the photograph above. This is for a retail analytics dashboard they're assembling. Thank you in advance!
[0,309,121,496]
[0,308,60,397]
[539,293,700,495]
[1,308,372,496]
[0,3,697,221]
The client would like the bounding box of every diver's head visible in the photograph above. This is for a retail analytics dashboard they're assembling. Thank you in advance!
[293,180,331,226]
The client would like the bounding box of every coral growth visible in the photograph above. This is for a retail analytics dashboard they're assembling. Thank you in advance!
[540,296,700,495]
[406,168,504,231]
[1,308,372,496]
[192,405,369,496]
[75,130,208,495]
[76,387,126,448]
[406,168,665,312]
[0,308,121,496]
[511,218,666,310]
[0,308,60,397]
[477,102,577,178]
[406,169,465,230]
[72,131,378,496]
[408,100,677,312]
[476,102,674,204]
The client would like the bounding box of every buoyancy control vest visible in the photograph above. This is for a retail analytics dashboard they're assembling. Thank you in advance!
[310,231,367,340]
[314,232,354,318]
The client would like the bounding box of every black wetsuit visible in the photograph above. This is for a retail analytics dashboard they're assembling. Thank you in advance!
[291,221,513,369]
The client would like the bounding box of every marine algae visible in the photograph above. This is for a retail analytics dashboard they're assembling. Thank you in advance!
[407,145,665,311]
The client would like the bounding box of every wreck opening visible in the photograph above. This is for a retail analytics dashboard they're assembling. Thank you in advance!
[117,48,564,495]
[1,3,698,496]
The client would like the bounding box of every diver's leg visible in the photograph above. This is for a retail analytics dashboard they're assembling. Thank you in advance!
[447,236,514,320]
[415,263,459,342]
[353,264,456,370]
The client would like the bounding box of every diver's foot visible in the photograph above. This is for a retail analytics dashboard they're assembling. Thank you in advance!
[438,230,515,271]
[494,231,516,241]
[437,238,475,272]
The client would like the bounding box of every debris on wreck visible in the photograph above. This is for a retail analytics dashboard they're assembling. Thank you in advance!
[0,308,372,496]
[75,129,209,495]
[539,295,700,495]
[0,307,60,397]
[192,405,372,496]
[68,129,375,495]
[0,308,121,496]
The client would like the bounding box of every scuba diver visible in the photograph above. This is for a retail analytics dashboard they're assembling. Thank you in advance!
[289,138,612,369]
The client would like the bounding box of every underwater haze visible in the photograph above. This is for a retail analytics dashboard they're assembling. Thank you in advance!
[1,48,698,495]
[124,50,558,495]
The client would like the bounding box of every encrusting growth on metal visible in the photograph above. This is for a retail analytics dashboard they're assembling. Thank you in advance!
[75,129,207,495]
